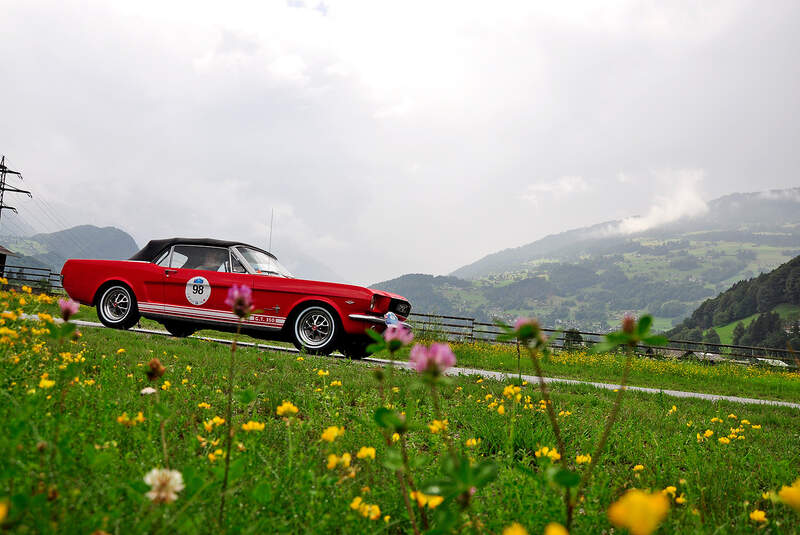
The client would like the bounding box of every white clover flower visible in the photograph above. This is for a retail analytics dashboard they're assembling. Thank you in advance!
[140,387,157,396]
[144,468,184,504]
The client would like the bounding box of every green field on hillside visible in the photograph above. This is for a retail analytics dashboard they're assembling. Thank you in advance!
[713,303,800,345]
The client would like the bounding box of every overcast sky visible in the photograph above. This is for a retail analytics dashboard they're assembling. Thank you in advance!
[1,0,799,284]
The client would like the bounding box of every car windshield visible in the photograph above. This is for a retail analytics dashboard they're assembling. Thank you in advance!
[235,247,293,278]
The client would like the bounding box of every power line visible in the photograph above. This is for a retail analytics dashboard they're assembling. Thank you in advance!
[0,155,32,231]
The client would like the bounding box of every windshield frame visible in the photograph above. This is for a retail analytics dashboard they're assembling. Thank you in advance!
[232,246,293,278]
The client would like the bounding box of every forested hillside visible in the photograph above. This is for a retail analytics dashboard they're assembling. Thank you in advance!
[669,256,800,349]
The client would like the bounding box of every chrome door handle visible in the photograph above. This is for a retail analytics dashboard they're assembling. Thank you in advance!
[164,269,177,275]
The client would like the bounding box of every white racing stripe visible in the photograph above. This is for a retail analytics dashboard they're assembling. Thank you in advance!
[138,301,285,328]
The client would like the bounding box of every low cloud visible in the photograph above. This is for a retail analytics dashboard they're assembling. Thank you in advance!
[757,188,800,202]
[609,169,709,234]
[523,176,589,203]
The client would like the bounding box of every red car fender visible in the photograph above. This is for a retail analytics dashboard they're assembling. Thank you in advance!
[282,295,346,330]
[92,275,145,305]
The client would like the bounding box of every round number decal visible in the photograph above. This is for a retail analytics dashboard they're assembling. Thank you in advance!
[185,276,211,306]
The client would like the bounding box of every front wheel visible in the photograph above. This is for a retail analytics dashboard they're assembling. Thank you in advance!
[291,305,339,355]
[97,283,140,329]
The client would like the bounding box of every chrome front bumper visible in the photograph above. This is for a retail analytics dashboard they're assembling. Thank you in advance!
[349,314,413,329]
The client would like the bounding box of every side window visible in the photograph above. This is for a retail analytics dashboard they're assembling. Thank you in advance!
[171,246,229,272]
[155,250,171,267]
[230,254,247,274]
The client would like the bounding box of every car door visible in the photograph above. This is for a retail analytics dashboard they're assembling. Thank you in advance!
[161,245,253,326]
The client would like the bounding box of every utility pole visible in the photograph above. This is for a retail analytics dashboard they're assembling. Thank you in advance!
[0,155,32,229]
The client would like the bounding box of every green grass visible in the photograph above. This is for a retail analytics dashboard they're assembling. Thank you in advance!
[3,322,800,534]
[714,303,800,345]
[46,302,800,403]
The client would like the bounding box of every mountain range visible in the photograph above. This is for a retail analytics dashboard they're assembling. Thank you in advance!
[374,188,800,331]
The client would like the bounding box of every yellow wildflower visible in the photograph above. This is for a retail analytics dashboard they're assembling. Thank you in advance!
[608,489,669,535]
[703,429,714,438]
[203,420,214,432]
[317,369,329,376]
[535,446,561,462]
[675,494,686,505]
[327,454,340,470]
[38,373,55,389]
[241,421,265,432]
[667,405,677,415]
[296,356,304,361]
[321,426,345,442]
[428,419,448,434]
[160,381,171,391]
[116,348,126,354]
[277,400,299,417]
[632,464,644,472]
[741,419,750,425]
[728,414,737,419]
[212,416,225,426]
[21,285,32,293]
[662,486,677,497]
[134,412,145,423]
[497,405,506,415]
[718,437,730,444]
[357,447,376,460]
[197,402,211,409]
[330,380,342,387]
[576,454,592,464]
[409,491,443,509]
[749,510,766,523]
[710,417,723,423]
[465,438,481,448]
[391,433,400,443]
[349,496,363,510]
[117,412,133,426]
[37,313,53,323]
[751,425,761,429]
[502,522,529,535]
[544,523,568,535]
[778,479,800,512]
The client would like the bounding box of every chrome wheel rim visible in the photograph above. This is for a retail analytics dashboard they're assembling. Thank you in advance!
[296,307,334,348]
[102,287,131,323]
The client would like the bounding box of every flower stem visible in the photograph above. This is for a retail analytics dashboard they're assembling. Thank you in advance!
[400,435,429,530]
[569,345,634,529]
[218,319,242,526]
[527,348,567,464]
[430,382,457,462]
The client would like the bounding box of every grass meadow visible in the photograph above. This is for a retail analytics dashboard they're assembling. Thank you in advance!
[2,288,800,534]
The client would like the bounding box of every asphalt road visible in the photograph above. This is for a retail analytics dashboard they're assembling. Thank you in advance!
[60,319,800,411]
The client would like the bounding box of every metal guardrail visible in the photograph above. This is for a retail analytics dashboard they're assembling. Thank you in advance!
[1,264,63,291]
[408,312,799,368]
[0,264,794,367]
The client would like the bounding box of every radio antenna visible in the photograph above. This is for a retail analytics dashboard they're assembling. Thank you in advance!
[267,208,274,252]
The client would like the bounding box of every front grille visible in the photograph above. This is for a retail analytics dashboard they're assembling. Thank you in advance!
[390,299,412,318]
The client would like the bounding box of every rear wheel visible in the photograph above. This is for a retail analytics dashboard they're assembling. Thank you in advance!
[163,321,196,338]
[96,284,140,329]
[291,305,339,355]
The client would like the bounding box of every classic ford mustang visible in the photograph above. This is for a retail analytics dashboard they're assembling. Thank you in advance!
[60,238,412,358]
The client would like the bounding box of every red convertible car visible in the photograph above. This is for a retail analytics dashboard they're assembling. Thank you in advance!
[61,238,412,358]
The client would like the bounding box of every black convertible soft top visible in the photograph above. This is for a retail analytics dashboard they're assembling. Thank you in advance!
[129,238,276,262]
